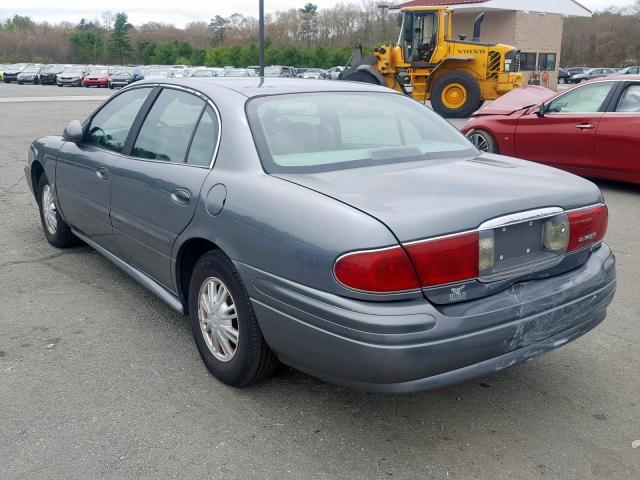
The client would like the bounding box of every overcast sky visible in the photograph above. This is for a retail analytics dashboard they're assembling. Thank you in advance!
[0,0,637,27]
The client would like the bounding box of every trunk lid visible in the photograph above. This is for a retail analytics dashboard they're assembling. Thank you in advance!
[275,154,602,243]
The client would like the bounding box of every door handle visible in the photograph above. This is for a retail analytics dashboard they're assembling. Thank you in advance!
[96,166,110,180]
[576,124,594,130]
[171,188,191,206]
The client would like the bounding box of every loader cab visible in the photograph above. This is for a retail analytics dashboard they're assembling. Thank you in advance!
[401,10,439,65]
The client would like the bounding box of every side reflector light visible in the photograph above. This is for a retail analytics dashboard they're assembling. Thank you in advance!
[567,205,608,252]
[334,246,420,293]
[405,231,479,287]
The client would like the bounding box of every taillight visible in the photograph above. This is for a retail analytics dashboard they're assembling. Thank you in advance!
[334,205,607,294]
[567,205,608,252]
[405,232,479,287]
[334,246,420,293]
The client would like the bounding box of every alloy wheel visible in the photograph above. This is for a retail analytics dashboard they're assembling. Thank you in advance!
[468,132,490,152]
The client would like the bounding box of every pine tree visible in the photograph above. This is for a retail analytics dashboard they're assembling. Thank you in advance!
[109,12,132,65]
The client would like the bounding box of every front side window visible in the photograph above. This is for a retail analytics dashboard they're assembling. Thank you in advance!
[132,89,205,162]
[546,82,614,113]
[616,85,640,113]
[247,92,476,174]
[85,87,151,153]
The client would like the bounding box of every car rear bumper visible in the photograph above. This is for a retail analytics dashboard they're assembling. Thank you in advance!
[237,244,616,392]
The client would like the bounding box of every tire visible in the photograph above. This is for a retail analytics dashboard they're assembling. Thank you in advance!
[188,250,278,387]
[109,84,114,89]
[37,174,79,248]
[466,129,498,153]
[341,69,381,85]
[57,84,63,87]
[431,71,481,118]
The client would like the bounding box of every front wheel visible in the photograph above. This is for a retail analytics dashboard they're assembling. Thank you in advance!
[37,174,79,248]
[466,129,498,153]
[431,71,481,118]
[188,250,279,387]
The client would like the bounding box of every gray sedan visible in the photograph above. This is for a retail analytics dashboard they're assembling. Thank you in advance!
[25,78,616,392]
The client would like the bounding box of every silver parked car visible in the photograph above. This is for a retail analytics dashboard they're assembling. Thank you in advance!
[26,78,616,392]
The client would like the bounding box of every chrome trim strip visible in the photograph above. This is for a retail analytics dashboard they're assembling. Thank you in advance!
[72,229,184,314]
[479,207,564,231]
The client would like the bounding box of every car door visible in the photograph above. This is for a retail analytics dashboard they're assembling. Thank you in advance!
[55,87,153,253]
[514,81,616,169]
[109,87,219,288]
[594,82,640,179]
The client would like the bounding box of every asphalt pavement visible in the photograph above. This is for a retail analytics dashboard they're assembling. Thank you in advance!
[0,82,638,479]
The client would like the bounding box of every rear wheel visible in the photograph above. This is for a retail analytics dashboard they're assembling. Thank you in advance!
[466,129,498,153]
[431,71,481,118]
[341,70,381,85]
[188,250,279,387]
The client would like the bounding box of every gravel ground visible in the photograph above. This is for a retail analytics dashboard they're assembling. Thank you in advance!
[0,83,638,479]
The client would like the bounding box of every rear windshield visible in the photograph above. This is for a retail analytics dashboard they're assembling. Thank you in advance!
[247,92,476,173]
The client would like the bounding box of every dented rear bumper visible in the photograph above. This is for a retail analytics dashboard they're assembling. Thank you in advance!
[242,244,616,393]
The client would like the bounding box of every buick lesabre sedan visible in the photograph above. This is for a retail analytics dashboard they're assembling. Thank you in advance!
[26,78,616,392]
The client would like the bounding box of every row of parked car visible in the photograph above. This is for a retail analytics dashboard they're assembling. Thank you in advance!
[558,65,640,84]
[0,63,347,88]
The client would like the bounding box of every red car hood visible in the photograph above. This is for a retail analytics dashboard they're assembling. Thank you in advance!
[473,86,556,116]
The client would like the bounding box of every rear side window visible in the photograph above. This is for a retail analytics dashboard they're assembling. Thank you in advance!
[132,89,205,162]
[85,87,151,153]
[187,106,219,166]
[616,85,640,113]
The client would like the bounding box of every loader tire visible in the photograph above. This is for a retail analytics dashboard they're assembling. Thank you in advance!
[341,70,381,85]
[431,71,481,118]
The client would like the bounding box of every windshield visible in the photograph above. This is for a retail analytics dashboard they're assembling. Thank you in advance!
[63,69,83,75]
[22,68,39,73]
[90,69,109,75]
[113,69,133,76]
[247,92,477,174]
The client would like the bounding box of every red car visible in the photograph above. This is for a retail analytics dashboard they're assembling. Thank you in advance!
[83,68,111,88]
[462,76,640,184]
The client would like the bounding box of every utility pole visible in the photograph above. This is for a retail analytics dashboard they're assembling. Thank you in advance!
[259,0,265,77]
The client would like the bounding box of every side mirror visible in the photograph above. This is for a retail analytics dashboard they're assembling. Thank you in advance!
[63,120,84,143]
[535,103,546,117]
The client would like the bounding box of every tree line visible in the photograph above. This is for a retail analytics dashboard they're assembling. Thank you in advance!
[0,1,395,67]
[1,2,640,68]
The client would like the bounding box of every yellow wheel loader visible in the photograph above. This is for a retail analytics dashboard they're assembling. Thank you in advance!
[342,6,524,118]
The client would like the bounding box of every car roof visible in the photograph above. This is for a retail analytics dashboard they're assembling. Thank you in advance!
[592,74,640,82]
[131,77,395,98]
